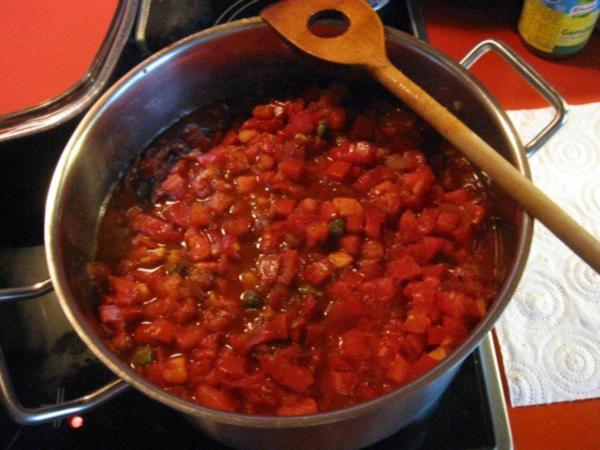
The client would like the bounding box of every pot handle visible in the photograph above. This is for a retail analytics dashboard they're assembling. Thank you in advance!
[0,282,129,424]
[459,39,568,157]
[0,278,53,303]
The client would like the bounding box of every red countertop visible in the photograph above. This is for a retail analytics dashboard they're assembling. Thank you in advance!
[424,0,600,110]
[0,0,118,115]
[1,1,599,449]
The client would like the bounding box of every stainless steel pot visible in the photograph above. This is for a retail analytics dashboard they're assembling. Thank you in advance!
[0,18,566,450]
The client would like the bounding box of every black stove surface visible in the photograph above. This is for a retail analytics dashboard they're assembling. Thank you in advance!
[0,1,509,449]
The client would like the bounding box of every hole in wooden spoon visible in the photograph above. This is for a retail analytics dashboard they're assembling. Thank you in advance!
[307,9,350,38]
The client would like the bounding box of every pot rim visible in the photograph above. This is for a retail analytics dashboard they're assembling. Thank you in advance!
[45,17,532,428]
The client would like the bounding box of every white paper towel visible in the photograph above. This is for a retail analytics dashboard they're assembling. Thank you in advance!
[496,102,600,407]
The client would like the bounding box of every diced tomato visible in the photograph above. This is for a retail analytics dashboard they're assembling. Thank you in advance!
[206,191,234,214]
[361,240,384,260]
[216,348,247,376]
[435,211,460,234]
[277,250,299,285]
[175,324,206,351]
[163,356,188,384]
[109,276,150,305]
[397,210,420,243]
[328,281,365,317]
[325,161,352,180]
[305,221,328,247]
[99,304,142,324]
[407,236,450,264]
[95,84,497,416]
[438,291,469,318]
[185,227,212,261]
[220,129,239,145]
[303,259,332,285]
[195,384,239,412]
[253,104,275,120]
[413,353,438,377]
[131,214,181,244]
[359,277,396,303]
[364,208,386,239]
[277,398,318,416]
[342,211,363,234]
[278,157,304,181]
[422,263,446,278]
[405,333,427,359]
[161,173,187,200]
[319,200,337,221]
[238,316,288,354]
[235,175,257,194]
[339,329,370,360]
[332,141,376,164]
[274,198,296,216]
[134,318,176,344]
[327,107,346,131]
[387,354,412,383]
[401,165,435,197]
[333,197,364,216]
[243,117,284,133]
[285,109,315,137]
[262,355,314,393]
[257,153,275,170]
[340,234,361,255]
[403,313,431,334]
[163,201,191,228]
[328,371,358,396]
[387,255,422,281]
[443,188,470,205]
[257,254,280,287]
[189,202,213,226]
[222,216,253,237]
[357,258,383,280]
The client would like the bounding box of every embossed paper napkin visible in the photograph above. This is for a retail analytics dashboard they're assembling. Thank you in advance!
[496,102,600,407]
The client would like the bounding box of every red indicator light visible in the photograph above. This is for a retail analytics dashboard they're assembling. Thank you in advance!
[69,415,84,429]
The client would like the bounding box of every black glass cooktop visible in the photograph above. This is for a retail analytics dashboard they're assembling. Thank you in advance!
[0,1,511,449]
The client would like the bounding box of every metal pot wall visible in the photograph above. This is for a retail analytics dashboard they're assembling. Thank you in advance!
[1,17,566,450]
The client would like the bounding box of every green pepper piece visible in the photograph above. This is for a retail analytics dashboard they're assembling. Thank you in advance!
[316,120,330,139]
[132,345,154,365]
[241,290,263,309]
[328,218,346,238]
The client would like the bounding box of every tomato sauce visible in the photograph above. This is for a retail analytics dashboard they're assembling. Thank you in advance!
[91,83,503,416]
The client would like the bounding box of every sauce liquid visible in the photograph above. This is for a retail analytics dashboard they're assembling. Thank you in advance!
[92,83,510,415]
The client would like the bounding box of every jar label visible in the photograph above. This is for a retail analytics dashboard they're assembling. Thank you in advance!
[519,0,600,54]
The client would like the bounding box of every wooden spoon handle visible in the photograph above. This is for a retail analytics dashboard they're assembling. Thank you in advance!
[371,61,600,273]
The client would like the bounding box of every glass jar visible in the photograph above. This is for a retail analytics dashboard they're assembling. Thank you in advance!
[518,0,600,58]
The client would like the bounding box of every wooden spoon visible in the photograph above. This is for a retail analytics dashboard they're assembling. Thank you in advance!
[261,0,600,273]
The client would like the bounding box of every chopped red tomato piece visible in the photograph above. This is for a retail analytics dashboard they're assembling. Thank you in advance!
[277,398,318,416]
[195,384,239,412]
[304,259,332,285]
[95,84,498,416]
[333,197,364,216]
[278,157,304,181]
[134,318,176,344]
[387,255,422,281]
[325,161,352,180]
[332,141,376,164]
[274,198,296,216]
[130,214,181,244]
